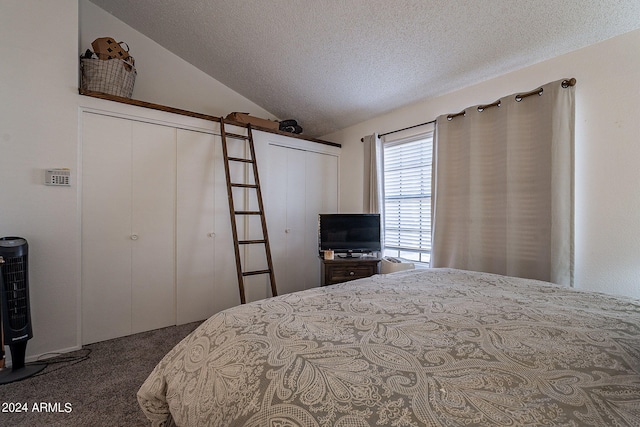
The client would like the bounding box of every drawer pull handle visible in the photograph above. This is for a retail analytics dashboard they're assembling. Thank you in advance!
[131,234,139,240]
[349,271,355,276]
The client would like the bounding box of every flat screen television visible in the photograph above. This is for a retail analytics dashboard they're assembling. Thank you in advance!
[318,213,381,256]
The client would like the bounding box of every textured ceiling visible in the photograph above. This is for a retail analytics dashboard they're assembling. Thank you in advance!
[88,0,640,137]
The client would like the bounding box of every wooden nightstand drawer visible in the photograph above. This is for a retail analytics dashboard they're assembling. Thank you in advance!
[327,264,376,282]
[321,257,381,286]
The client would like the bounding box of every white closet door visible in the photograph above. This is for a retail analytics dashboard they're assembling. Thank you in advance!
[285,148,307,294]
[212,133,240,311]
[258,142,288,301]
[305,151,339,288]
[246,130,341,299]
[131,122,176,333]
[264,145,306,296]
[176,129,215,324]
[82,113,133,344]
[176,129,239,322]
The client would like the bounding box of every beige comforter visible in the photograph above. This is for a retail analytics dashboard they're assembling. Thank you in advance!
[138,268,640,426]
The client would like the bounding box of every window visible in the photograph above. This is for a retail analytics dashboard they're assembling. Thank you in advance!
[383,132,433,264]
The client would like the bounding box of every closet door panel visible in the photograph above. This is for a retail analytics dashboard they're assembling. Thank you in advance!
[305,152,339,288]
[176,130,216,324]
[250,131,341,298]
[131,122,176,333]
[284,148,307,295]
[81,113,133,344]
[176,129,238,318]
[262,145,306,296]
[213,137,242,310]
[247,144,285,302]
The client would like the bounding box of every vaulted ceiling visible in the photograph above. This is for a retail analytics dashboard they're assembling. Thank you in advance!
[88,0,640,137]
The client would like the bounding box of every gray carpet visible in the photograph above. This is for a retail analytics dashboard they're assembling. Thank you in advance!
[0,321,202,426]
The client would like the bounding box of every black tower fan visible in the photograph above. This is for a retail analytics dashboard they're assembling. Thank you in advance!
[0,237,46,384]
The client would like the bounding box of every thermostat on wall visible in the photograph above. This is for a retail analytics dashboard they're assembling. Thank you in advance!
[45,168,71,186]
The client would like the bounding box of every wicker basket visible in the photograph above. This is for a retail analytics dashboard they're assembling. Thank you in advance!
[80,58,136,98]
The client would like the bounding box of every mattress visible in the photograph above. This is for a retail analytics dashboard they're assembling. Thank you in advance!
[138,268,640,426]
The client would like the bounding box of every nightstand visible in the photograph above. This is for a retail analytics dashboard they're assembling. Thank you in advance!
[320,256,381,286]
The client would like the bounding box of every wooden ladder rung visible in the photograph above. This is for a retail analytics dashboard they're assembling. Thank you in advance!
[234,210,262,215]
[242,269,271,276]
[231,183,258,188]
[226,132,248,140]
[228,157,254,163]
[238,240,266,245]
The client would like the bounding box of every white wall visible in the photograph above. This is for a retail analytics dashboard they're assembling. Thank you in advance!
[0,0,81,360]
[0,0,277,361]
[325,29,640,300]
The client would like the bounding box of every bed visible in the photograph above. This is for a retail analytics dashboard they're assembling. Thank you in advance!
[137,268,640,426]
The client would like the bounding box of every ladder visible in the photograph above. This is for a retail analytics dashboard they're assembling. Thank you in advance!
[220,120,277,304]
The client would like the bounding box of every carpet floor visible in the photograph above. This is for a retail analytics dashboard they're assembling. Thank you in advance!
[0,321,201,426]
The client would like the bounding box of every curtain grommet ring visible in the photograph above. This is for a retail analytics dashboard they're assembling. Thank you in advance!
[447,110,466,121]
[516,88,543,102]
[477,101,501,112]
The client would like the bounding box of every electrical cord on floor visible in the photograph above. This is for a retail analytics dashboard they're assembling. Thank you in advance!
[14,349,93,378]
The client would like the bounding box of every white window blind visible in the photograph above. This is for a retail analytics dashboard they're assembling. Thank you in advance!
[383,132,433,264]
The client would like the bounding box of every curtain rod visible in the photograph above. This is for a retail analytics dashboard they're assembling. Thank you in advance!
[360,120,435,142]
[379,119,436,138]
[447,78,577,121]
[362,78,576,140]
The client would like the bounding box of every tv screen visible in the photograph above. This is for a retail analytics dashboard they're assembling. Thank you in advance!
[319,214,381,255]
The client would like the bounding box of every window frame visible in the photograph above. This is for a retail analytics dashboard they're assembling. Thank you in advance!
[382,130,434,265]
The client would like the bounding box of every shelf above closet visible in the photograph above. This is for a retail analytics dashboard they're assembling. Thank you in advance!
[78,89,341,148]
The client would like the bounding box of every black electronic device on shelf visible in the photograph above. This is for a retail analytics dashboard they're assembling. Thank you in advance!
[318,213,381,257]
[0,237,46,384]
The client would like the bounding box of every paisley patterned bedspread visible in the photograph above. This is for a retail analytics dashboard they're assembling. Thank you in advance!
[137,268,640,426]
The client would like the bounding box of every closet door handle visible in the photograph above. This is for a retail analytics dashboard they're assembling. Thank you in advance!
[285,229,291,234]
[130,234,139,240]
[207,232,216,238]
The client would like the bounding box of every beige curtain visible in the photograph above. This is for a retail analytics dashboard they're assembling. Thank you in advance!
[431,79,574,285]
[362,133,384,214]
